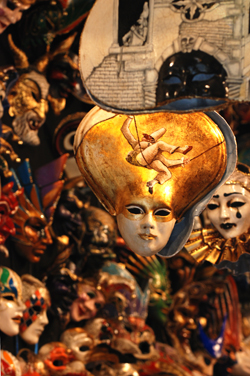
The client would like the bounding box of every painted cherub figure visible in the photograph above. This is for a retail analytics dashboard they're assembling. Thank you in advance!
[121,116,192,193]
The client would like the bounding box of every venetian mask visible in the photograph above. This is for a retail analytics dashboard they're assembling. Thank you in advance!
[7,70,49,146]
[38,342,87,376]
[0,182,22,246]
[19,274,50,345]
[9,156,68,263]
[79,0,250,113]
[60,328,94,363]
[74,107,236,257]
[206,163,250,239]
[70,281,105,322]
[0,0,32,33]
[0,266,25,336]
[1,350,22,376]
[6,34,51,146]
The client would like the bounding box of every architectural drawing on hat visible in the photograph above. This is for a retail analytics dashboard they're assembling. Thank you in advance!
[80,0,250,112]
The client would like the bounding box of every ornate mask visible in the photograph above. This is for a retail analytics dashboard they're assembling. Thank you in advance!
[60,328,94,363]
[0,0,32,34]
[206,163,250,239]
[0,182,21,246]
[1,350,22,376]
[74,107,236,257]
[8,70,49,146]
[38,342,87,376]
[0,267,25,336]
[187,163,250,269]
[70,282,105,322]
[8,156,67,262]
[19,275,50,345]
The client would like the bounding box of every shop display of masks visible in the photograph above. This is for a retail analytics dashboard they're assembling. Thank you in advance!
[1,1,250,376]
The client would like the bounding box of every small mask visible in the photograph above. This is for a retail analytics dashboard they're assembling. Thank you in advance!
[0,266,25,336]
[19,275,50,345]
[70,282,105,322]
[1,350,22,376]
[206,163,250,240]
[187,163,250,269]
[74,107,236,258]
[38,342,86,376]
[0,0,32,34]
[60,328,94,363]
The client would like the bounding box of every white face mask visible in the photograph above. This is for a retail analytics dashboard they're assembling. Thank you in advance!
[20,308,49,345]
[0,296,25,336]
[117,201,176,256]
[206,184,250,239]
[61,330,94,363]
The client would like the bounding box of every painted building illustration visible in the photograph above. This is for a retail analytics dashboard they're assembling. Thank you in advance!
[80,0,250,111]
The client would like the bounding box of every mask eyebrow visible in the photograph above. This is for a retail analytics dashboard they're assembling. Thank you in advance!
[224,192,242,197]
[213,195,219,198]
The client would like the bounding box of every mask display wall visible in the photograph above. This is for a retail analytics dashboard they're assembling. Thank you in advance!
[74,106,236,258]
[79,0,250,113]
[186,163,250,272]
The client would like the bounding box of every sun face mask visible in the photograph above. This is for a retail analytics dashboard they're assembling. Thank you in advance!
[74,107,236,258]
[79,0,250,113]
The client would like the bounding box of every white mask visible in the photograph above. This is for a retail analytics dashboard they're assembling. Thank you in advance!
[206,184,250,239]
[117,200,176,257]
[0,267,25,336]
[20,308,49,345]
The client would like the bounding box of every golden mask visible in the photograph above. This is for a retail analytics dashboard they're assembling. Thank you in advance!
[74,107,236,257]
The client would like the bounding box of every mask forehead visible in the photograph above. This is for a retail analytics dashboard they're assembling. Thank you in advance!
[0,267,22,300]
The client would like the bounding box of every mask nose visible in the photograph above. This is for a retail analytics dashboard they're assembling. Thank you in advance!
[35,99,48,120]
[140,213,155,231]
[40,310,49,325]
[220,204,230,220]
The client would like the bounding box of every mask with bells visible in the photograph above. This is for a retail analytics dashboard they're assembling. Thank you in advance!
[187,163,250,270]
[74,107,236,258]
[19,274,50,345]
[79,0,250,113]
[0,266,25,337]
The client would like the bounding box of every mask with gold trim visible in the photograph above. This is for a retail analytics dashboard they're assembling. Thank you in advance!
[187,163,250,271]
[7,155,68,263]
[74,107,236,258]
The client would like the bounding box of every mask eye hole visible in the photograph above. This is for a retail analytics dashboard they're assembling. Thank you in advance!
[33,305,42,314]
[79,346,90,352]
[126,206,144,215]
[3,294,14,301]
[207,203,219,210]
[53,360,64,367]
[154,208,171,217]
[87,291,96,299]
[229,201,245,208]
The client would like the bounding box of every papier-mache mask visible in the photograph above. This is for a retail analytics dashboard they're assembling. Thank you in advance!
[74,106,236,258]
[79,0,250,113]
